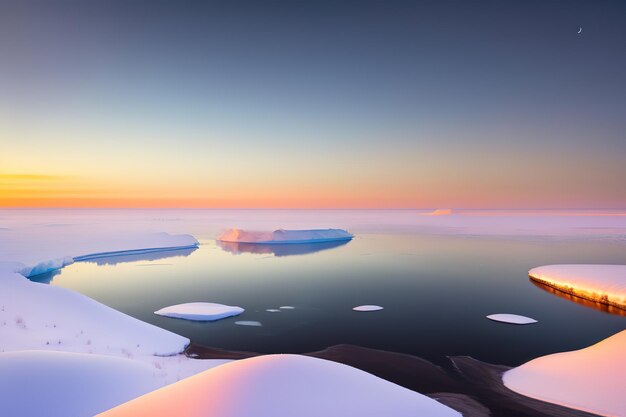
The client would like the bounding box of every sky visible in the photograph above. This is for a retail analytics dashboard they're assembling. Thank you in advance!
[1,0,625,209]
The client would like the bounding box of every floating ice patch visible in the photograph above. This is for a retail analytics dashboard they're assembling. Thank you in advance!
[353,305,384,312]
[154,303,244,322]
[266,309,281,313]
[235,321,262,327]
[279,306,295,310]
[218,228,353,244]
[486,314,537,325]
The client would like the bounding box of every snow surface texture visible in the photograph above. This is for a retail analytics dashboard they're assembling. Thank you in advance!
[98,354,461,417]
[486,314,537,325]
[0,350,227,417]
[504,329,626,417]
[529,264,626,310]
[154,303,244,321]
[353,305,384,312]
[218,228,353,244]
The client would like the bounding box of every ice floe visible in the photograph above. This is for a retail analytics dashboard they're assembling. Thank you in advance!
[279,306,295,310]
[486,314,537,325]
[353,305,384,312]
[218,228,353,244]
[504,329,626,416]
[529,264,626,310]
[154,303,244,321]
[97,354,461,417]
[235,320,262,327]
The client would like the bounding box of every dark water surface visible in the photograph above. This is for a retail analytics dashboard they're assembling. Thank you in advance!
[39,233,626,366]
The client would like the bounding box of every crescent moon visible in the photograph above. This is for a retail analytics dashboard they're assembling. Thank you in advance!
[578,27,582,34]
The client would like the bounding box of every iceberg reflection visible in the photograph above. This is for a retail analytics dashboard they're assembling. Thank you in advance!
[81,247,198,266]
[217,239,350,257]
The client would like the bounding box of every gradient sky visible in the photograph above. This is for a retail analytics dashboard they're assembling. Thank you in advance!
[1,0,625,208]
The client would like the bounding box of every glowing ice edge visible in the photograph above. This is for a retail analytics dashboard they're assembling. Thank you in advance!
[529,264,626,310]
[218,228,353,244]
[504,329,626,417]
[486,314,537,325]
[154,303,244,321]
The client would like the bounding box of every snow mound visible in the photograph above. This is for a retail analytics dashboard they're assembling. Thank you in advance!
[154,303,244,321]
[97,354,461,417]
[218,228,353,244]
[529,264,626,310]
[0,350,160,417]
[486,314,537,325]
[235,320,262,327]
[504,329,626,416]
[353,305,384,312]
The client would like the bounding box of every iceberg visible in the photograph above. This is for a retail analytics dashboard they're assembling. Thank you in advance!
[97,354,461,417]
[154,303,244,321]
[486,314,537,325]
[353,305,384,312]
[504,329,626,416]
[217,228,353,244]
[529,264,626,311]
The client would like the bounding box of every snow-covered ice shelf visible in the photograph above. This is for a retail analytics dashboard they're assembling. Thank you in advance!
[154,303,244,321]
[218,228,353,244]
[529,264,626,310]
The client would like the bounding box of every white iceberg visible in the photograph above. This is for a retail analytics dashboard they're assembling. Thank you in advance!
[218,228,353,244]
[486,314,537,325]
[97,354,461,417]
[279,306,295,310]
[154,303,244,321]
[353,305,384,312]
[235,320,262,327]
[529,264,626,310]
[504,329,626,416]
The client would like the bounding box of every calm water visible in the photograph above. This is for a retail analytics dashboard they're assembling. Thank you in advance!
[36,232,626,366]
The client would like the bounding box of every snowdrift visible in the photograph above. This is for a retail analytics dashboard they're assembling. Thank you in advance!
[504,329,626,416]
[98,354,460,417]
[218,228,353,244]
[529,264,626,310]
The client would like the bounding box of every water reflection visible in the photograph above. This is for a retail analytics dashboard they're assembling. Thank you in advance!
[79,247,197,266]
[217,239,350,257]
[530,278,626,317]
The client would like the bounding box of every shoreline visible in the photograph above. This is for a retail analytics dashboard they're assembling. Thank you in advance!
[186,342,600,417]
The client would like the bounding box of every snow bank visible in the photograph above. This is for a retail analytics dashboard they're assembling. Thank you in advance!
[155,303,244,321]
[486,314,537,325]
[353,305,384,312]
[218,228,353,244]
[98,354,461,417]
[529,265,626,310]
[0,350,228,417]
[504,329,626,416]
[0,350,159,417]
